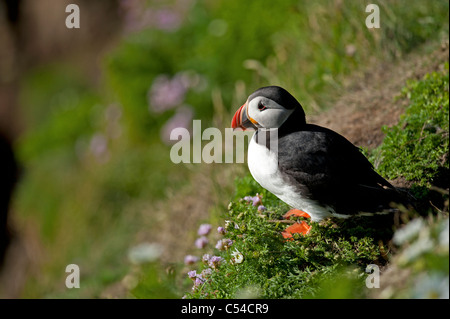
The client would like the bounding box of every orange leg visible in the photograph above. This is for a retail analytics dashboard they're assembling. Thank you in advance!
[283,209,310,220]
[282,209,311,239]
[282,221,312,239]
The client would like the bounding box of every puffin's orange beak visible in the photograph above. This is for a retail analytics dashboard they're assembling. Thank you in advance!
[231,101,257,130]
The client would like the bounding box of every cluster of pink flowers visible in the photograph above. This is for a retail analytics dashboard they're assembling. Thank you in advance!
[194,236,208,249]
[119,0,192,32]
[215,238,233,251]
[193,223,212,249]
[198,224,213,236]
[184,195,269,295]
[184,223,214,264]
[217,226,226,235]
[184,255,199,265]
[146,70,207,145]
[243,194,262,207]
[148,74,189,113]
[187,269,206,291]
[187,254,223,292]
[242,194,267,212]
[185,222,235,293]
[187,223,234,255]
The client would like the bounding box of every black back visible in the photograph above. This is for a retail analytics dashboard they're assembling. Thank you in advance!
[277,124,401,215]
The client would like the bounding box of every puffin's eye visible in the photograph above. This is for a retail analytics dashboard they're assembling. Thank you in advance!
[258,101,267,111]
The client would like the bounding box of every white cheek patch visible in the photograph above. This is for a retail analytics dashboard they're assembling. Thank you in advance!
[247,97,294,128]
[261,108,293,128]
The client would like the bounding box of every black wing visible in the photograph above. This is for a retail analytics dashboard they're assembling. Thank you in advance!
[277,124,401,215]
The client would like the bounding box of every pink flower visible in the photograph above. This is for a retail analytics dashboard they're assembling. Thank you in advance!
[187,270,197,280]
[148,75,187,113]
[242,194,262,207]
[215,239,233,251]
[195,236,209,249]
[198,224,212,236]
[160,106,194,145]
[252,195,262,207]
[201,254,212,265]
[208,256,223,269]
[154,9,182,31]
[193,276,205,287]
[89,133,109,161]
[184,255,199,265]
[119,0,186,33]
[201,268,212,277]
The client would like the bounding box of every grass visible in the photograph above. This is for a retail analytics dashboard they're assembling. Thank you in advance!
[182,177,386,299]
[371,65,449,187]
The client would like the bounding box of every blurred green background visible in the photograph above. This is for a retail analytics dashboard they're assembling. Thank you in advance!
[0,0,448,298]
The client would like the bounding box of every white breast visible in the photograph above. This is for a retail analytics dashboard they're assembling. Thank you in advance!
[247,133,344,221]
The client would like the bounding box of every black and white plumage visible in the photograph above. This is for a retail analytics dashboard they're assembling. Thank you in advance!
[231,86,405,222]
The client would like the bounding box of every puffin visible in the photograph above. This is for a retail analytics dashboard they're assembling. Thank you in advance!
[231,86,405,234]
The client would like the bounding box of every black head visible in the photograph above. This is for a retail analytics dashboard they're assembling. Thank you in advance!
[248,86,303,111]
[232,86,306,131]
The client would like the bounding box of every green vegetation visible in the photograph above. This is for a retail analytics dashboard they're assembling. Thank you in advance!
[9,0,449,298]
[372,65,449,187]
[179,182,447,299]
[178,67,449,299]
[182,177,383,299]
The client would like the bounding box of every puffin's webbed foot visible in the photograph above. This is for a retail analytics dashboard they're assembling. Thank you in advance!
[282,209,312,238]
[283,209,310,220]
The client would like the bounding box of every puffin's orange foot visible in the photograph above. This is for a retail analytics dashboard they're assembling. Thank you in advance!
[282,221,312,239]
[283,209,310,220]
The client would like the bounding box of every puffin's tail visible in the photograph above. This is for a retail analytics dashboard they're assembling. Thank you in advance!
[352,183,417,217]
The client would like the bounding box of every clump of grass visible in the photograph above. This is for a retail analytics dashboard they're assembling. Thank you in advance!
[249,1,449,111]
[371,65,449,187]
